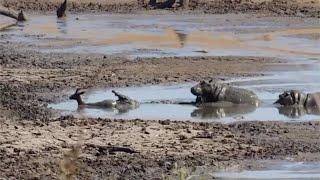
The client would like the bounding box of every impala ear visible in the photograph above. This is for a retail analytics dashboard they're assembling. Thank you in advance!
[79,91,85,95]
[209,79,213,83]
[75,88,81,93]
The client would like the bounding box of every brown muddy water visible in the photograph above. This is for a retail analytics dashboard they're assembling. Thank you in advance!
[1,14,319,59]
[2,14,319,122]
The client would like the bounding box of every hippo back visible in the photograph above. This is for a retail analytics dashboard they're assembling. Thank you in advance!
[305,92,320,108]
[220,86,260,107]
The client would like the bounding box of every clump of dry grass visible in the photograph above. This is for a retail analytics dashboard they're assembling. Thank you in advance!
[162,163,214,180]
[59,145,81,180]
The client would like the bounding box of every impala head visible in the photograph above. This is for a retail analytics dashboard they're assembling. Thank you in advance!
[69,88,86,105]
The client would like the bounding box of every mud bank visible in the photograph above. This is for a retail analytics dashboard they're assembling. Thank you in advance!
[0,41,279,121]
[1,116,320,179]
[1,0,319,17]
[0,40,319,179]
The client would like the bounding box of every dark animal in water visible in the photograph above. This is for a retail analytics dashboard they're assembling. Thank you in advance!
[148,0,176,9]
[191,81,260,107]
[57,0,67,18]
[69,88,140,110]
[274,90,320,108]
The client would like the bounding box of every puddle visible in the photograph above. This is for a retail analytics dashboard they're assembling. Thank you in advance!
[1,14,319,59]
[3,13,318,122]
[49,68,320,122]
[214,160,320,179]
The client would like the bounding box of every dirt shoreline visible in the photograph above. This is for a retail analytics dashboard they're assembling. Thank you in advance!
[0,41,278,120]
[1,0,319,17]
[1,39,320,179]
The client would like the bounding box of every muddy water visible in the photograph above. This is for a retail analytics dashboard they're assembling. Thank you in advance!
[2,14,319,59]
[214,160,320,179]
[49,64,320,122]
[42,14,320,122]
[4,13,318,122]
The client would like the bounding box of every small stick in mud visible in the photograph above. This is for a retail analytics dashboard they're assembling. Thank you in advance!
[0,6,27,21]
[86,144,139,155]
[57,0,67,18]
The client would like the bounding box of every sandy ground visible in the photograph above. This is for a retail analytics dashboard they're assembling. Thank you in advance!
[1,0,319,17]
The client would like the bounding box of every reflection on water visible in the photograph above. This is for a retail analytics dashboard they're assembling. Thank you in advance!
[278,106,320,119]
[75,104,137,116]
[191,104,257,119]
[214,160,320,179]
[49,73,320,122]
[2,14,320,58]
[57,19,68,34]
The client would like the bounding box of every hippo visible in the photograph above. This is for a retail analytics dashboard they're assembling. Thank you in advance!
[191,81,260,107]
[274,90,320,118]
[274,90,320,108]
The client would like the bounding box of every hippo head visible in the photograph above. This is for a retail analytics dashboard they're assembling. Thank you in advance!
[191,81,212,96]
[274,90,305,106]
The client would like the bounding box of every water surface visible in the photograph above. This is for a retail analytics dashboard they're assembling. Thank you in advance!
[49,68,320,122]
[2,14,319,59]
[214,160,320,179]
